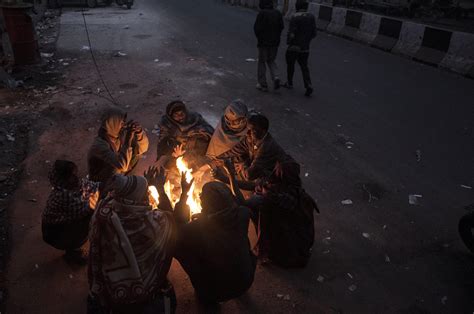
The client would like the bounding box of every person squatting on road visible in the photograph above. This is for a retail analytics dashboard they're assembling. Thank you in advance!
[254,0,284,92]
[87,174,177,314]
[216,154,319,267]
[150,164,256,304]
[206,99,249,160]
[42,160,96,265]
[283,0,317,97]
[218,113,289,181]
[156,100,214,170]
[87,109,149,198]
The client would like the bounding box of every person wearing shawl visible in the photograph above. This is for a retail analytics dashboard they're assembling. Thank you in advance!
[164,179,256,303]
[42,160,95,264]
[87,109,149,195]
[206,99,249,159]
[87,174,177,314]
[219,157,319,268]
[156,101,214,170]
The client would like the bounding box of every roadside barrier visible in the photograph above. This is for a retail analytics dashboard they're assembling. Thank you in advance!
[223,0,474,78]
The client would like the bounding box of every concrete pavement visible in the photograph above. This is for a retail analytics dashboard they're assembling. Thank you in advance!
[5,0,474,313]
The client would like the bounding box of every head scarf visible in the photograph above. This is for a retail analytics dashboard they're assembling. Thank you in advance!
[99,109,126,152]
[166,101,187,118]
[201,181,236,215]
[48,160,79,190]
[224,99,248,132]
[206,101,249,158]
[110,175,148,203]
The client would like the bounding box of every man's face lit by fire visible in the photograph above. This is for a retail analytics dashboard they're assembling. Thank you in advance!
[172,110,187,124]
[248,123,266,143]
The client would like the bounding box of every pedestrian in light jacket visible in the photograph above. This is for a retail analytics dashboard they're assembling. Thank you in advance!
[283,0,317,97]
[254,0,284,92]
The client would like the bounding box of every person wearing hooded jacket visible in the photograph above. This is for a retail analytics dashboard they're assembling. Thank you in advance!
[283,0,317,96]
[87,109,149,196]
[254,0,284,92]
[156,100,214,170]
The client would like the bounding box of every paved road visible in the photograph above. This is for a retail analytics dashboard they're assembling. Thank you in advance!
[6,0,474,313]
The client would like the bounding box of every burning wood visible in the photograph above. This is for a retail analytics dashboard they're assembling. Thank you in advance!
[148,156,202,215]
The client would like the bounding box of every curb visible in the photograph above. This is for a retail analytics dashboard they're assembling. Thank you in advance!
[223,0,474,79]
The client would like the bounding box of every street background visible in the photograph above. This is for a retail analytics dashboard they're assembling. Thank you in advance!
[2,0,474,313]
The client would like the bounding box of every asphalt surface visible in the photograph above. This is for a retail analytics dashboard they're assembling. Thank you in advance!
[5,0,474,313]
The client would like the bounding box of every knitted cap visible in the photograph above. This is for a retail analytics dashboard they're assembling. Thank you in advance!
[111,175,148,201]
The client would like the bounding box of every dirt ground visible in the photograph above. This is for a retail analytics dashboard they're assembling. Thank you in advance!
[1,1,474,313]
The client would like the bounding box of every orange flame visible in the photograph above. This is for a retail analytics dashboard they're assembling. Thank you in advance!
[148,156,202,216]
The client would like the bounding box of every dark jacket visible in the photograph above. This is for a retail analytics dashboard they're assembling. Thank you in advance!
[220,133,292,181]
[174,205,256,302]
[287,11,317,51]
[254,6,284,48]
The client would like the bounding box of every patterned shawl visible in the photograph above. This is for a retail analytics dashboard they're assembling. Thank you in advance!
[42,187,91,225]
[88,198,176,308]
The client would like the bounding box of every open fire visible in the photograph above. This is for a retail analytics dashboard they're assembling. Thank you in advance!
[148,156,202,215]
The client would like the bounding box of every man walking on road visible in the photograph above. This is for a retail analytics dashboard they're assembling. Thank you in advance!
[254,0,284,92]
[284,0,317,96]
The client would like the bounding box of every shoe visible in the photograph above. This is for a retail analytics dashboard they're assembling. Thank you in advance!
[256,83,268,92]
[273,78,281,90]
[305,87,313,97]
[282,82,293,89]
[64,249,88,265]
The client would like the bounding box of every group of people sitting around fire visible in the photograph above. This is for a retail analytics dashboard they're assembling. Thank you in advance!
[41,99,319,313]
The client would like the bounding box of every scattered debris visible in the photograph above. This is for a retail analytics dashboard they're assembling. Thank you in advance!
[341,199,353,205]
[317,275,325,283]
[29,198,37,203]
[40,52,54,58]
[322,249,330,254]
[305,172,309,177]
[347,273,353,279]
[362,232,370,239]
[384,254,391,263]
[408,194,422,205]
[283,294,291,301]
[123,25,130,29]
[35,264,39,269]
[383,225,387,230]
[415,149,421,162]
[6,134,15,142]
[277,294,283,299]
[348,284,357,292]
[441,296,447,305]
[68,274,74,279]
[460,185,472,189]
[154,59,159,62]
[62,63,69,66]
[245,58,256,62]
[114,51,127,57]
[322,237,331,245]
[81,45,90,51]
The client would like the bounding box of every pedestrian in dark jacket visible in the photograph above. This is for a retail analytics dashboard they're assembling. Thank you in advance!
[156,101,214,170]
[254,0,284,92]
[219,113,291,182]
[283,0,317,96]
